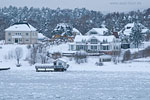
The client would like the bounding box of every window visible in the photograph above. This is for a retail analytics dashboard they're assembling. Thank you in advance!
[33,33,37,36]
[58,62,62,66]
[103,45,109,50]
[127,27,131,29]
[26,33,29,36]
[26,39,29,41]
[91,46,93,49]
[90,31,97,35]
[103,40,108,43]
[19,39,22,42]
[91,39,98,44]
[76,45,84,50]
[94,46,97,50]
[8,39,11,41]
[114,46,119,50]
[116,46,119,50]
[76,45,87,51]
[16,33,21,35]
[71,45,74,50]
[8,33,11,36]
[91,46,97,50]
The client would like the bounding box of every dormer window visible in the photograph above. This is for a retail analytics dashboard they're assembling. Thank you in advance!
[127,27,131,29]
[91,39,98,44]
[26,33,29,36]
[8,38,11,41]
[33,33,37,36]
[8,33,11,36]
[90,31,97,35]
[103,39,108,43]
[16,33,21,35]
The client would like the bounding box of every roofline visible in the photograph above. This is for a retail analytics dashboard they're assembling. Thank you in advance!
[5,22,37,31]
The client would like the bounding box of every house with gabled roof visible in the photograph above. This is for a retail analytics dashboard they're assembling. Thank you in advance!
[119,22,150,49]
[119,22,149,36]
[5,22,38,44]
[86,28,108,36]
[69,35,121,54]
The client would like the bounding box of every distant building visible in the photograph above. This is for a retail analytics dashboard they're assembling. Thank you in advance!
[69,27,120,54]
[69,35,121,54]
[119,22,150,49]
[5,22,38,44]
[119,22,149,36]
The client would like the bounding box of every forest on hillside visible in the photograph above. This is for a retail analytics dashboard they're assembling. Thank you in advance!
[0,6,150,40]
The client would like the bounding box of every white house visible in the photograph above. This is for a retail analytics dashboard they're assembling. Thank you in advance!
[119,22,149,36]
[69,35,121,54]
[5,22,38,44]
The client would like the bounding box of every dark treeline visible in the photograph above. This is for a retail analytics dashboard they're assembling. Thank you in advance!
[0,6,150,40]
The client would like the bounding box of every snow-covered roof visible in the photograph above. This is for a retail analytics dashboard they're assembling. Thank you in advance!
[35,63,53,67]
[100,55,112,59]
[55,58,68,63]
[86,28,108,36]
[119,23,149,36]
[38,33,46,39]
[5,23,37,31]
[74,35,115,42]
[73,28,82,35]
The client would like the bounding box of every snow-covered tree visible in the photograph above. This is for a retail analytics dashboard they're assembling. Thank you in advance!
[15,47,23,66]
[122,50,131,62]
[29,44,38,65]
[0,6,150,40]
[74,51,87,64]
[130,22,144,48]
[51,23,73,37]
[37,44,48,64]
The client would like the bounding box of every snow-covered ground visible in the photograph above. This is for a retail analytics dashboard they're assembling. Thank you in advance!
[0,70,150,100]
[0,43,150,72]
[48,43,71,53]
[125,41,150,53]
[0,44,32,70]
[68,57,150,72]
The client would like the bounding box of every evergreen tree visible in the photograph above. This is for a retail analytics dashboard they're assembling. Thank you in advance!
[130,22,144,48]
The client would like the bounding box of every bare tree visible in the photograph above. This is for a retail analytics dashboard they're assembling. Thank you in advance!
[15,47,23,66]
[74,51,87,64]
[38,44,48,64]
[122,50,131,62]
[29,44,38,65]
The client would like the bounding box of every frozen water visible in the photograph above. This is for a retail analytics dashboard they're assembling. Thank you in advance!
[0,70,150,100]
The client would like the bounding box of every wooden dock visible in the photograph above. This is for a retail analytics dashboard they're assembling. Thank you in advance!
[35,65,67,72]
[0,67,10,71]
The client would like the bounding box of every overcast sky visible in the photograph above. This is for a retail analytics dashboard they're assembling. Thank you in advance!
[0,0,149,13]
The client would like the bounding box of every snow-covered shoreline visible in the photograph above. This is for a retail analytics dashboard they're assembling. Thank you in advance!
[0,44,150,73]
[1,59,150,73]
